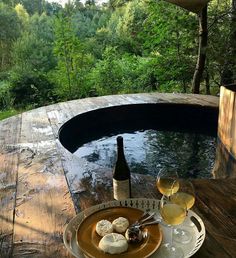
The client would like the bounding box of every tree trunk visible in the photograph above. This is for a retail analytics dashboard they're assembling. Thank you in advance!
[192,5,208,94]
[205,66,210,95]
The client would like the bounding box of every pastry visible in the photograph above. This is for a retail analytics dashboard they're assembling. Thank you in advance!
[99,233,128,254]
[96,219,113,237]
[112,217,129,233]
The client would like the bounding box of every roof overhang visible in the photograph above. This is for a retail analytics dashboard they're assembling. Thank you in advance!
[164,0,210,13]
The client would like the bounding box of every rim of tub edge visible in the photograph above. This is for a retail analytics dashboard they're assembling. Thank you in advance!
[58,102,219,154]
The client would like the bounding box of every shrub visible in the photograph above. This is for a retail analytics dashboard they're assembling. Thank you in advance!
[10,72,56,108]
[86,47,159,95]
[0,80,13,110]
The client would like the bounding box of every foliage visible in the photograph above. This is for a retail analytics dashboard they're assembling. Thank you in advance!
[0,80,13,109]
[0,109,21,120]
[0,0,235,114]
[12,13,56,73]
[207,0,234,87]
[10,71,56,107]
[18,0,45,15]
[0,3,21,71]
[15,3,29,26]
[52,10,95,100]
[115,0,148,54]
[87,46,158,95]
[142,0,197,92]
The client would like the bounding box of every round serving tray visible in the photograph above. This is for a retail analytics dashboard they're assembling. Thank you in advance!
[63,198,205,258]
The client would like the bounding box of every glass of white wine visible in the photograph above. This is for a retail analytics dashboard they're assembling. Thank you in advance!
[170,179,195,244]
[156,169,179,197]
[158,194,186,258]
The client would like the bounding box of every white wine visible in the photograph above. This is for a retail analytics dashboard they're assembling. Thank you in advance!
[170,192,195,210]
[157,178,179,196]
[160,203,186,225]
[113,136,131,200]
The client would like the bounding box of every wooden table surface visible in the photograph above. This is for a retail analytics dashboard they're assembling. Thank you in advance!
[0,93,235,258]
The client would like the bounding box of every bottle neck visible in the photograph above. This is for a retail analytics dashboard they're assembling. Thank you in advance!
[117,141,126,160]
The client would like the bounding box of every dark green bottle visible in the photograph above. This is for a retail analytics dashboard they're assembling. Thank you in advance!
[113,136,131,200]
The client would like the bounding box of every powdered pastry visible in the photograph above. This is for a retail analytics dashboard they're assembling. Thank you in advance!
[96,220,113,237]
[98,233,128,254]
[112,217,129,233]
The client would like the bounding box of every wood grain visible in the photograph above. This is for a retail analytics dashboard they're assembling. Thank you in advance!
[0,115,21,257]
[12,108,75,257]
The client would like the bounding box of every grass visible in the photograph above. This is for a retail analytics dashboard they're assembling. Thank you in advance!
[0,109,23,121]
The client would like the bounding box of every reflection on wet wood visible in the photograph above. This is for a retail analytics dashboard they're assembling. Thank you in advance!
[12,108,75,257]
[192,179,236,258]
[1,93,236,258]
[0,115,21,257]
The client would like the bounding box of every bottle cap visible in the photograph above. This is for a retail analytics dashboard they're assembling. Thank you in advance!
[117,136,123,144]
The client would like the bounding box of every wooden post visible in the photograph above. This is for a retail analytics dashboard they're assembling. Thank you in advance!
[213,85,236,178]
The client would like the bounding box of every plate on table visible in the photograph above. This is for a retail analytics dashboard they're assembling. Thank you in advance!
[63,198,205,258]
[76,206,162,258]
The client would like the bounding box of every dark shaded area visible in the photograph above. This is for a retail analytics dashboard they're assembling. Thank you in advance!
[59,103,218,153]
[225,84,236,92]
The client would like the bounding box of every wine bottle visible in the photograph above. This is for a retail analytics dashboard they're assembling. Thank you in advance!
[113,136,131,200]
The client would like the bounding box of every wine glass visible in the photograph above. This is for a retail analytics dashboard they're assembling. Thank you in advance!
[170,179,195,244]
[158,194,186,258]
[156,168,179,197]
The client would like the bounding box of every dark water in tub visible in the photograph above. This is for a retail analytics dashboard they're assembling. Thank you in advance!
[74,129,216,179]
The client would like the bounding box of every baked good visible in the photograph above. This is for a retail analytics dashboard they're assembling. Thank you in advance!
[96,220,113,237]
[112,217,129,233]
[98,233,128,254]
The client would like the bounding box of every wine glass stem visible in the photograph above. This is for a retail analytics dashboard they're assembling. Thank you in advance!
[169,226,173,247]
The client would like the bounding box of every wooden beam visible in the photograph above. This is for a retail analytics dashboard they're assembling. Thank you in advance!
[164,0,210,13]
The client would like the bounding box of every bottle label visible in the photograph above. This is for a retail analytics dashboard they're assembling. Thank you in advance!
[113,179,130,200]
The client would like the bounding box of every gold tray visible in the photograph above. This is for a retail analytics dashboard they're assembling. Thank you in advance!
[77,206,162,258]
[63,198,205,258]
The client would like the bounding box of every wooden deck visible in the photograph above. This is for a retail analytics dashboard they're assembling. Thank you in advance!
[0,93,235,258]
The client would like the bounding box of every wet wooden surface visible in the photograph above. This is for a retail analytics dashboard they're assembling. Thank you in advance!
[0,93,236,258]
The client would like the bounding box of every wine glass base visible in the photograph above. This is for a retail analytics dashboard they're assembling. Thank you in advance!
[173,228,193,244]
[157,243,184,258]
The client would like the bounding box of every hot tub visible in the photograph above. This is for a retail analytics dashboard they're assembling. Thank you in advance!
[59,99,218,179]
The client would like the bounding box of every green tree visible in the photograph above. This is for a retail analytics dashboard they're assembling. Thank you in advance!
[0,0,19,7]
[116,0,147,54]
[10,71,56,107]
[9,12,56,108]
[220,0,236,85]
[15,3,29,28]
[0,3,21,72]
[53,9,94,100]
[44,1,63,16]
[206,0,233,89]
[19,0,45,15]
[142,0,197,92]
[87,46,158,95]
[12,13,55,73]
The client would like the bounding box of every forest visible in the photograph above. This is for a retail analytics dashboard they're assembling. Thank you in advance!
[0,0,235,119]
